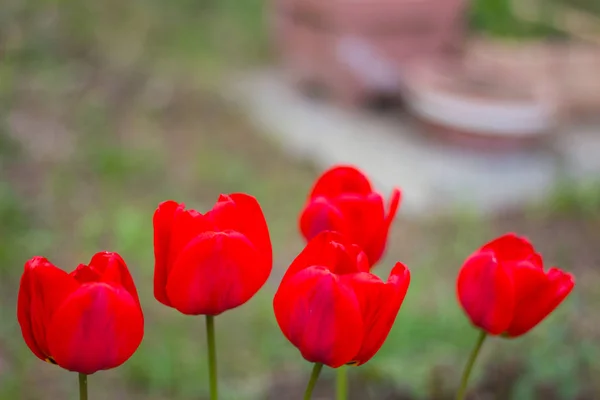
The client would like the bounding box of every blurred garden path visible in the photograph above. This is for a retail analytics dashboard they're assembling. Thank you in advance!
[228,69,600,216]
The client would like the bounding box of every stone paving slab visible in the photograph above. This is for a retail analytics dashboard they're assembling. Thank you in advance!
[226,69,600,217]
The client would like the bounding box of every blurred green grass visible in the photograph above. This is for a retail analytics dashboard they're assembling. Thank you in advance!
[1,0,600,399]
[469,0,567,38]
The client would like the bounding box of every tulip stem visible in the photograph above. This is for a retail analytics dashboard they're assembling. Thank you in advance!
[206,315,218,400]
[303,363,323,400]
[456,330,487,400]
[78,373,88,400]
[336,365,348,400]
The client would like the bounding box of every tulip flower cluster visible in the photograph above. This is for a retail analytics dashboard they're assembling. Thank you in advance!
[16,164,575,400]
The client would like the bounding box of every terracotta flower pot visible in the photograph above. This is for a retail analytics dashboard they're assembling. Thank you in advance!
[270,0,467,107]
[403,57,557,150]
[561,43,600,120]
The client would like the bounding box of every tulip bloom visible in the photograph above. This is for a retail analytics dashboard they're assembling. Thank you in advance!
[299,165,401,267]
[17,252,144,375]
[153,193,272,315]
[273,231,410,368]
[457,233,575,337]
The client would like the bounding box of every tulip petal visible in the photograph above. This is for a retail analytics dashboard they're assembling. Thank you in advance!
[91,252,142,306]
[506,268,575,337]
[512,260,548,304]
[155,202,215,306]
[169,206,214,265]
[346,262,410,365]
[299,197,347,241]
[334,193,385,253]
[166,231,264,315]
[273,266,364,368]
[153,200,180,305]
[482,233,536,264]
[309,166,374,198]
[47,283,144,374]
[457,252,515,335]
[207,193,273,271]
[228,194,272,269]
[70,264,101,283]
[364,188,402,266]
[528,252,544,269]
[385,188,402,227]
[18,257,79,362]
[280,231,367,285]
[349,244,371,273]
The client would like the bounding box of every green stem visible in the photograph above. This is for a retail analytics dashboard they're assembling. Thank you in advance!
[303,363,324,400]
[336,365,348,400]
[78,373,88,400]
[206,315,218,400]
[456,331,487,400]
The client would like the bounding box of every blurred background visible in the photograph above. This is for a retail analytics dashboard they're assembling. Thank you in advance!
[1,0,599,398]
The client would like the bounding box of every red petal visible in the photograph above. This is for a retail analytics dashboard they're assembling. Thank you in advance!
[309,165,373,198]
[364,188,401,266]
[229,194,271,266]
[349,244,371,273]
[208,194,235,219]
[154,202,214,306]
[457,251,515,335]
[168,206,214,265]
[385,188,402,227]
[153,200,180,305]
[70,264,101,283]
[279,232,365,285]
[326,241,369,275]
[333,193,385,261]
[527,252,544,269]
[482,233,536,264]
[506,268,575,337]
[273,266,364,368]
[17,257,79,361]
[299,197,348,242]
[165,231,266,315]
[207,193,273,272]
[203,194,237,229]
[349,262,410,365]
[47,283,144,374]
[511,260,548,304]
[91,252,142,306]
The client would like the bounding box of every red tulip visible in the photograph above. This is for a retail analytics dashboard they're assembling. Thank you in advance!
[457,233,575,337]
[299,165,401,267]
[17,252,144,374]
[153,193,272,316]
[273,231,410,368]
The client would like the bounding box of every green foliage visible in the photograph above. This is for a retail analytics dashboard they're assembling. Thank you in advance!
[563,0,600,14]
[469,0,568,38]
[0,183,30,277]
[545,179,600,218]
[0,129,20,166]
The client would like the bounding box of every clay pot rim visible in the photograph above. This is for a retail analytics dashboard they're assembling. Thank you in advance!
[404,83,556,137]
